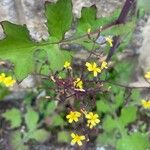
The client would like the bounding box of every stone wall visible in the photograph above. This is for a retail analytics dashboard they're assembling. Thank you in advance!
[0,0,125,41]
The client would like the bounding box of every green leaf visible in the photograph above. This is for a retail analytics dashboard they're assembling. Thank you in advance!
[103,115,117,132]
[29,129,50,142]
[2,108,22,128]
[25,107,39,131]
[10,131,29,150]
[102,21,136,36]
[45,101,57,116]
[113,90,124,109]
[45,0,72,40]
[96,131,117,147]
[116,132,150,150]
[0,85,10,100]
[96,100,111,113]
[51,114,64,127]
[57,131,70,143]
[114,61,134,82]
[73,8,120,50]
[76,7,120,36]
[119,106,137,127]
[131,89,141,101]
[0,22,71,80]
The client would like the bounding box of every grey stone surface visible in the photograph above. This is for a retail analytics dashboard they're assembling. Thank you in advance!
[138,16,150,73]
[129,15,150,88]
[0,0,125,41]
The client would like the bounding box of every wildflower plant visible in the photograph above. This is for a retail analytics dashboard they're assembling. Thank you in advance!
[0,0,150,150]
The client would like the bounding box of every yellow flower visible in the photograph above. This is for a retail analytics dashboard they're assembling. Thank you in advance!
[141,99,150,109]
[74,78,83,89]
[105,36,113,47]
[85,62,101,77]
[64,61,72,69]
[101,61,108,70]
[0,73,16,87]
[85,112,100,129]
[66,111,81,123]
[3,76,16,87]
[144,71,150,79]
[0,73,6,83]
[71,133,85,146]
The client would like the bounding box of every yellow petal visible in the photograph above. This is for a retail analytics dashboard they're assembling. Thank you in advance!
[85,62,91,67]
[77,141,83,146]
[80,136,85,140]
[93,71,98,77]
[75,112,81,117]
[94,114,99,118]
[96,68,101,73]
[74,118,78,122]
[66,114,70,119]
[71,133,76,138]
[71,139,76,145]
[95,119,100,123]
[68,118,73,123]
[93,62,97,68]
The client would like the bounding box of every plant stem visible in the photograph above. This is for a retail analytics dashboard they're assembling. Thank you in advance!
[106,0,136,61]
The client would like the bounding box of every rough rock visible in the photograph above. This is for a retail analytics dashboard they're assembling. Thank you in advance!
[138,16,150,73]
[0,0,125,41]
[129,15,150,88]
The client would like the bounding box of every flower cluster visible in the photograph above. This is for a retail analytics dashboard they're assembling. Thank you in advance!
[57,61,108,92]
[51,61,107,146]
[66,110,100,146]
[86,61,108,77]
[0,73,16,87]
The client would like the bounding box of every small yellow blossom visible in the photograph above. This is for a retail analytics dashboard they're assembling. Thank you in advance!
[101,61,108,70]
[141,99,150,109]
[66,111,81,123]
[87,28,91,34]
[85,62,101,77]
[0,73,16,87]
[144,71,150,79]
[105,36,113,47]
[3,76,16,87]
[71,133,85,146]
[74,78,83,89]
[0,73,6,83]
[64,61,72,69]
[85,112,100,129]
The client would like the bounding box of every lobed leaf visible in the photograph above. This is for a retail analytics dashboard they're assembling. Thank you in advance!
[116,132,150,150]
[57,131,70,143]
[2,108,22,128]
[25,107,39,131]
[29,129,50,142]
[118,106,137,127]
[10,131,29,150]
[45,0,73,40]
